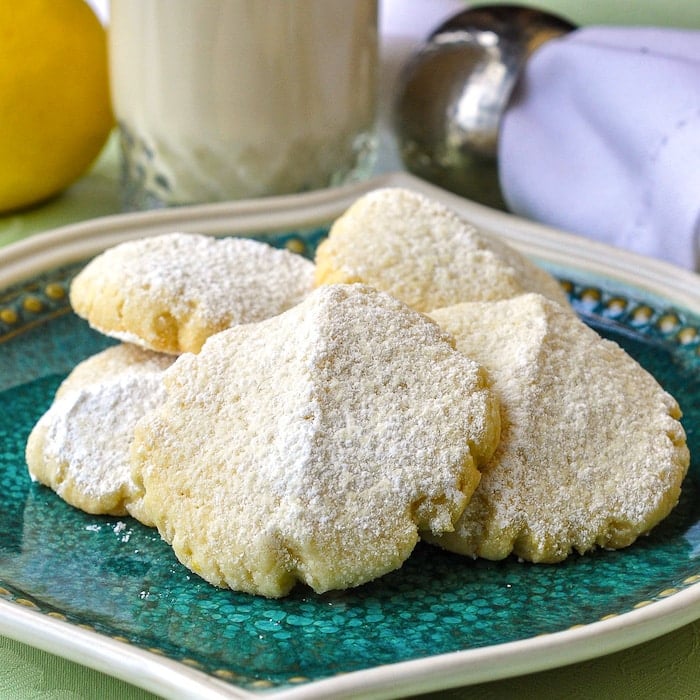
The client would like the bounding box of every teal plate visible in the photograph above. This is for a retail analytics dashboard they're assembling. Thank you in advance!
[1,174,700,699]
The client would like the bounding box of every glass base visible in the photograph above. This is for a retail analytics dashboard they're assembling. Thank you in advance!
[117,123,378,212]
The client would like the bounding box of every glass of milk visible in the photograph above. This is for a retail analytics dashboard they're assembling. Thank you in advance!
[108,0,379,210]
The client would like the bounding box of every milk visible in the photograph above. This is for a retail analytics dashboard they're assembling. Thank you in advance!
[108,0,378,209]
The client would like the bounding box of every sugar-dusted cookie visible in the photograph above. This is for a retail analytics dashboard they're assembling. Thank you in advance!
[54,341,171,399]
[70,233,315,354]
[314,187,570,312]
[131,284,500,598]
[26,343,174,520]
[426,294,689,562]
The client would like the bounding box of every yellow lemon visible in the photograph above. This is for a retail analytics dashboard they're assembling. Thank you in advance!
[0,0,114,212]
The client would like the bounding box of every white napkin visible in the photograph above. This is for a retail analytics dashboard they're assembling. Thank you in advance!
[499,26,700,270]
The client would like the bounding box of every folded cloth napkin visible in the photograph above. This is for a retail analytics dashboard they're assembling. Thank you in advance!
[499,26,700,270]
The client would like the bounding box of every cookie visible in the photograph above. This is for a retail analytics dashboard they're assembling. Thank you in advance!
[26,343,174,520]
[131,284,500,597]
[426,294,690,562]
[70,233,315,354]
[314,187,571,312]
[55,341,171,398]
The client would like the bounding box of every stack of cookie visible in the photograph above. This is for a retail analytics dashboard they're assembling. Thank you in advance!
[26,188,690,598]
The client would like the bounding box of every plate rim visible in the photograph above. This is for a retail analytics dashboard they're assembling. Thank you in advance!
[2,172,700,699]
[3,574,700,700]
[2,172,699,312]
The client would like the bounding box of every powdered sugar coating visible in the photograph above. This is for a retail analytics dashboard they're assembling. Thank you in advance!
[427,294,690,562]
[131,284,500,597]
[70,233,315,354]
[55,342,174,398]
[26,344,174,518]
[314,187,571,312]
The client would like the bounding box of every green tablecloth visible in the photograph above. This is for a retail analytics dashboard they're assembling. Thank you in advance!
[2,133,700,700]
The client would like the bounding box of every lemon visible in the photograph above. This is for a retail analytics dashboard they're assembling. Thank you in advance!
[0,0,114,213]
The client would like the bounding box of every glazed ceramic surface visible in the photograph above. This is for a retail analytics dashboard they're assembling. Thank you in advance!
[1,173,700,699]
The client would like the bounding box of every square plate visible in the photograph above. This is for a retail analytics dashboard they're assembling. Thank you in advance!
[1,173,700,699]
